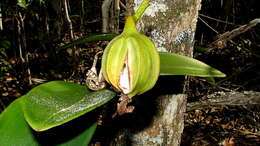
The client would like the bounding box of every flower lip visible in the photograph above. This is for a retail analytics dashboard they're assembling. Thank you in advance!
[119,60,131,94]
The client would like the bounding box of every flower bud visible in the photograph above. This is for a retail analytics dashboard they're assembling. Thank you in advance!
[101,16,160,98]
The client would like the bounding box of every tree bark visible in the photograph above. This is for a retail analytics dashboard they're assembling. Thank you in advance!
[128,0,201,145]
[99,0,201,145]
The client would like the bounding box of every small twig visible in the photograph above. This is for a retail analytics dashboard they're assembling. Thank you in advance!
[199,14,235,25]
[16,14,24,63]
[80,0,85,32]
[31,78,47,84]
[0,4,3,30]
[114,0,120,33]
[102,0,113,33]
[208,18,259,48]
[16,12,32,85]
[63,0,76,56]
[224,16,229,31]
[198,16,219,34]
[44,12,49,36]
[218,86,234,92]
[234,128,260,136]
[115,0,120,11]
[119,1,127,10]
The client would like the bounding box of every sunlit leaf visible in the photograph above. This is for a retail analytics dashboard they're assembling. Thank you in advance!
[0,98,39,146]
[17,0,31,8]
[22,81,116,131]
[159,52,226,77]
[0,98,98,146]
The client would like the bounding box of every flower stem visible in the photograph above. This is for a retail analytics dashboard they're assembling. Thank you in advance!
[133,0,149,22]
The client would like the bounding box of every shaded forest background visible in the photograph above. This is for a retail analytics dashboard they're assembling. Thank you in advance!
[0,0,259,145]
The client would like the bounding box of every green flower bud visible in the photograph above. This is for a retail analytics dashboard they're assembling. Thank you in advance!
[101,16,160,98]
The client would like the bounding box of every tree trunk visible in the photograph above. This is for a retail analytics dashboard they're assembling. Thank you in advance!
[100,0,201,145]
[128,0,201,145]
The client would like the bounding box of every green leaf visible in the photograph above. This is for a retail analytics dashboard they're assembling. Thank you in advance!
[22,81,116,131]
[0,98,98,146]
[0,40,11,49]
[159,52,226,77]
[57,33,118,52]
[17,0,31,8]
[0,98,39,146]
[204,77,216,85]
[58,122,97,146]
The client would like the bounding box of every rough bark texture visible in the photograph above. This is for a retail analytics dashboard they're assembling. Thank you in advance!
[104,0,201,145]
[128,0,201,145]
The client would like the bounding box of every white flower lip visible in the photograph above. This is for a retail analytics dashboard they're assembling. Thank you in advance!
[119,59,131,94]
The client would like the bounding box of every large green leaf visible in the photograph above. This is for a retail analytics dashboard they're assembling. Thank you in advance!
[0,98,39,146]
[159,52,226,77]
[22,81,116,131]
[0,98,98,146]
[57,33,118,52]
